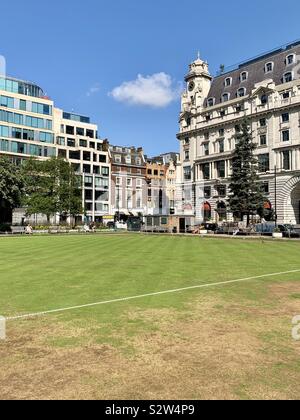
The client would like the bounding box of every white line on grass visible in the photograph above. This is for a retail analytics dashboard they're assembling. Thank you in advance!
[5,269,300,321]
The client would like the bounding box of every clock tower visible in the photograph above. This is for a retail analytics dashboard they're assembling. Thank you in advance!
[181,53,212,113]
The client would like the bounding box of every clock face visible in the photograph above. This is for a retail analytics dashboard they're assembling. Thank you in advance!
[188,82,195,92]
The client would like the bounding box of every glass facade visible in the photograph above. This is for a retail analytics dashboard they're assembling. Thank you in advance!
[0,77,44,98]
[0,95,52,115]
[63,112,90,124]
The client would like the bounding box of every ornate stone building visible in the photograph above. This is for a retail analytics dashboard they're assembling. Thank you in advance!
[177,42,300,226]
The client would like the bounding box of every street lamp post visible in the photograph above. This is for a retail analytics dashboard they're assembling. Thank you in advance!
[274,165,278,229]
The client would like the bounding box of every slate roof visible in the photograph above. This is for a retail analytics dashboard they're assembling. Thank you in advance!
[206,41,300,107]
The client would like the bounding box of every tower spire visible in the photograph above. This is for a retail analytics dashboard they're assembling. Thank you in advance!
[197,51,201,60]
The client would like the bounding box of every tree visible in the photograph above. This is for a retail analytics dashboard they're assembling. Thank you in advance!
[228,118,266,226]
[23,157,82,224]
[0,157,24,223]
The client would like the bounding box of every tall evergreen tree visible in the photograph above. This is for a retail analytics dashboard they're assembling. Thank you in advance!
[228,118,266,225]
[0,157,24,223]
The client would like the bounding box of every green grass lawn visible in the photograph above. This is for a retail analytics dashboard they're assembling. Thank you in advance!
[0,234,300,400]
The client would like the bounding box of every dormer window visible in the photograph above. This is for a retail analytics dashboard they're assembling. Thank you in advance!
[237,87,246,98]
[224,77,232,87]
[207,97,215,107]
[240,71,248,82]
[264,62,274,73]
[285,54,295,66]
[261,94,268,105]
[282,72,293,83]
[222,93,230,102]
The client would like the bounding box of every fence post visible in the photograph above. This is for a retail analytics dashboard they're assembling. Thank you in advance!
[0,316,6,340]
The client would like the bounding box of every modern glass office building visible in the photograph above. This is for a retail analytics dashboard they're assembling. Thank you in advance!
[0,76,111,223]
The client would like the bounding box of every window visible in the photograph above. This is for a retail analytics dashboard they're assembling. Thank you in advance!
[67,138,75,147]
[207,98,215,107]
[282,150,291,170]
[237,87,246,97]
[86,129,94,138]
[264,62,274,73]
[240,71,248,82]
[115,155,121,163]
[262,182,269,194]
[219,128,225,137]
[222,93,230,102]
[224,77,232,87]
[147,169,152,175]
[260,118,266,127]
[116,177,121,186]
[286,54,295,66]
[76,127,84,136]
[66,125,74,135]
[186,117,191,126]
[258,154,270,172]
[99,154,106,163]
[82,164,90,174]
[202,163,210,180]
[282,130,290,142]
[185,150,190,161]
[282,91,291,99]
[154,170,158,176]
[217,160,225,178]
[80,139,87,147]
[260,135,267,146]
[125,155,131,164]
[282,113,289,123]
[184,137,190,145]
[184,166,192,181]
[283,72,293,83]
[216,185,226,197]
[219,139,225,153]
[57,137,65,146]
[204,187,211,198]
[102,167,109,176]
[69,150,81,160]
[204,143,209,156]
[127,178,132,187]
[235,124,241,133]
[204,132,210,140]
[19,100,26,111]
[261,94,268,105]
[83,151,91,161]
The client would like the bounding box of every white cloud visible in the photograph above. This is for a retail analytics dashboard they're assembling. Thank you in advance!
[86,84,100,97]
[110,73,181,108]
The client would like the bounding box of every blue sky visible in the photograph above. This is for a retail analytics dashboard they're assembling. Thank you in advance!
[1,0,300,155]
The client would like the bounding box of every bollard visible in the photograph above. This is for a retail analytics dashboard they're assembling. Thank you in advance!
[0,316,6,340]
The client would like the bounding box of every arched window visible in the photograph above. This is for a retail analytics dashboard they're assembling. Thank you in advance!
[222,93,230,102]
[285,54,295,66]
[224,77,232,87]
[240,71,248,82]
[207,97,215,107]
[202,202,212,221]
[264,62,274,73]
[237,87,246,97]
[282,72,293,83]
